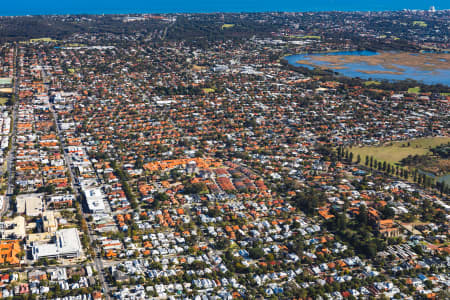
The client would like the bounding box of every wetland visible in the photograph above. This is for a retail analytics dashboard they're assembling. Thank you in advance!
[285,51,450,85]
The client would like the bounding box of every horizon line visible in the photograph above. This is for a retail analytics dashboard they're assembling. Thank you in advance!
[1,7,449,18]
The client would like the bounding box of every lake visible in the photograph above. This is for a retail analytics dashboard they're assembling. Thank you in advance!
[418,170,450,186]
[284,51,450,86]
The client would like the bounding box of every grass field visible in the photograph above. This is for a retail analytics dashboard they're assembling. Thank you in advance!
[408,87,421,94]
[300,35,321,39]
[290,35,321,39]
[349,137,450,166]
[221,24,235,29]
[202,88,215,93]
[364,80,381,86]
[413,21,427,27]
[0,97,8,105]
[64,43,86,47]
[20,37,59,44]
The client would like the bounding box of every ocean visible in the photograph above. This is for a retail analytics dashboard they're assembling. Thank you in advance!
[0,0,448,16]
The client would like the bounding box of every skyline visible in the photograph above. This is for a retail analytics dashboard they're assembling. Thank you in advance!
[1,0,449,16]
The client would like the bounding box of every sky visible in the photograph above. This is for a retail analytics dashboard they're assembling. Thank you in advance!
[0,0,448,16]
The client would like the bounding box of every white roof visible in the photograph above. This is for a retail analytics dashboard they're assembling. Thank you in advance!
[32,228,82,259]
[83,188,106,212]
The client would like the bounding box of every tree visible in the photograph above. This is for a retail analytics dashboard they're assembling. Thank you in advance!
[381,206,395,219]
[292,188,324,215]
[71,274,81,283]
[362,240,377,258]
[357,205,368,226]
[249,247,264,259]
[403,170,409,180]
[336,212,347,230]
[183,182,207,194]
[215,236,230,250]
[153,192,169,207]
[135,157,144,169]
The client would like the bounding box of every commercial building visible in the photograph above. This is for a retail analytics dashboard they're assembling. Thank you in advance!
[42,211,58,233]
[0,216,26,239]
[82,188,106,213]
[31,228,82,260]
[16,193,44,216]
[47,194,75,208]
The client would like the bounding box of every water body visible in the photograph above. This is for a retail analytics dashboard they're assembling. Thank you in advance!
[418,170,450,186]
[0,0,449,16]
[284,51,450,86]
[439,174,450,186]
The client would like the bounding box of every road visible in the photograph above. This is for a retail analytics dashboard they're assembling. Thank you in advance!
[1,45,19,217]
[51,106,111,299]
[0,262,92,272]
[36,53,111,299]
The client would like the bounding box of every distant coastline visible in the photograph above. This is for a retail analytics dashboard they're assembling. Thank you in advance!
[0,0,449,17]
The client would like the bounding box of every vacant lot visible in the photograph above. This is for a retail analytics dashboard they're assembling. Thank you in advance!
[349,137,450,166]
[192,65,207,71]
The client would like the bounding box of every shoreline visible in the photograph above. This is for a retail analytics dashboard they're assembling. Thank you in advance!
[1,7,448,17]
